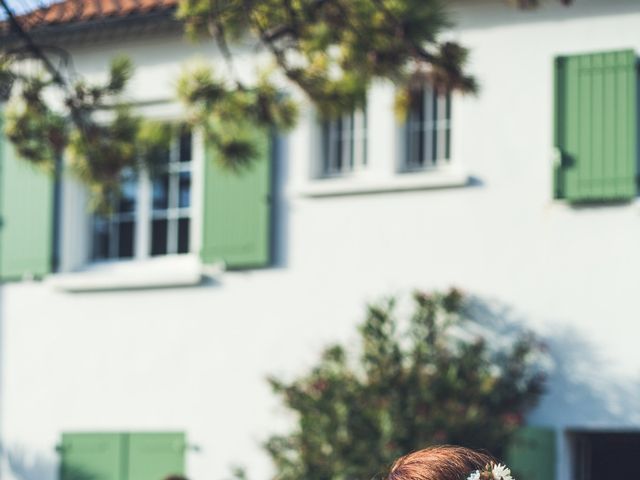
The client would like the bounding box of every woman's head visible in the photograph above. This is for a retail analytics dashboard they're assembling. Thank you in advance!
[386,445,496,480]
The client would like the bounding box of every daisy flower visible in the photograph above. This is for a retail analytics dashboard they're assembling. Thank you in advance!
[466,471,481,480]
[491,464,514,480]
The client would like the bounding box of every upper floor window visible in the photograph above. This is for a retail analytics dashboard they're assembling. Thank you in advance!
[0,117,275,282]
[91,127,193,261]
[405,85,451,170]
[320,109,367,177]
[92,171,138,261]
[151,128,192,256]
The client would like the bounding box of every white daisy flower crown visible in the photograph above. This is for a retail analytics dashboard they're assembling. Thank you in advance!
[466,462,514,480]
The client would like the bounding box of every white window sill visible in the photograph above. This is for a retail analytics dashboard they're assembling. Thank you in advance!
[47,255,223,292]
[296,168,469,197]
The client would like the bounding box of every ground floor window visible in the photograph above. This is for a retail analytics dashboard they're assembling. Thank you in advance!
[572,431,640,479]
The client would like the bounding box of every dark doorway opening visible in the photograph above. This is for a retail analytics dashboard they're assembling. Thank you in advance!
[572,431,640,479]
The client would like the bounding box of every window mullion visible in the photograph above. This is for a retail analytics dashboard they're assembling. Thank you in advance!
[329,120,338,174]
[425,85,435,166]
[167,140,179,254]
[189,129,203,255]
[436,91,448,164]
[418,87,425,167]
[342,114,352,171]
[444,91,451,162]
[353,110,363,169]
[110,217,119,259]
[136,170,152,259]
[406,105,416,169]
[167,174,179,254]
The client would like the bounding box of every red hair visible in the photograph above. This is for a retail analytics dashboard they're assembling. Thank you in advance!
[386,446,495,480]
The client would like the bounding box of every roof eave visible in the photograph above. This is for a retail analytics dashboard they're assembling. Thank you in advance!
[1,9,182,49]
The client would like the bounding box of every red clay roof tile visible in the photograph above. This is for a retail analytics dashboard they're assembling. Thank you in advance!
[9,0,177,31]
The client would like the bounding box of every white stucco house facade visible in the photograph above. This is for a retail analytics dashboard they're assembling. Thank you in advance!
[1,1,640,480]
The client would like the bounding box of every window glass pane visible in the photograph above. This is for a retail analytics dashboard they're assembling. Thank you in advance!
[89,123,194,262]
[431,87,438,164]
[118,177,137,214]
[150,144,171,166]
[322,122,331,174]
[405,85,451,169]
[178,218,190,254]
[151,219,168,256]
[335,117,344,172]
[152,174,170,211]
[118,220,135,259]
[409,88,426,168]
[320,109,366,176]
[407,93,424,169]
[179,129,192,163]
[345,113,355,170]
[92,218,110,260]
[179,172,191,208]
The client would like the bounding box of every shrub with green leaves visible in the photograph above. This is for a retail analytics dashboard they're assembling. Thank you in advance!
[263,289,546,480]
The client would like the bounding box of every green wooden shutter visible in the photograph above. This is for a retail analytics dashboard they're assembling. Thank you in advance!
[201,131,272,268]
[554,50,637,202]
[0,111,53,279]
[127,433,185,480]
[506,427,556,480]
[60,433,125,480]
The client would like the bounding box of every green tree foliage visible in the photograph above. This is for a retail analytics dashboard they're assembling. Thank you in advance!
[177,64,297,171]
[263,289,546,480]
[0,55,183,210]
[176,0,477,167]
[0,0,572,207]
[2,56,144,210]
[177,0,479,103]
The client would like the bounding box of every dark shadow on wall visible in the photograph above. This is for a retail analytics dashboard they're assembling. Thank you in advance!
[531,326,640,427]
[465,295,640,428]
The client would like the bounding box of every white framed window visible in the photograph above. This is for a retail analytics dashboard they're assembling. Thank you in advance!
[320,109,367,177]
[91,170,138,260]
[150,127,192,256]
[405,85,451,170]
[90,126,193,262]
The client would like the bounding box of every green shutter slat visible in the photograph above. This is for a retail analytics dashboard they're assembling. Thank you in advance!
[127,433,185,480]
[201,130,272,269]
[60,433,124,480]
[554,49,637,202]
[0,111,53,279]
[506,427,556,480]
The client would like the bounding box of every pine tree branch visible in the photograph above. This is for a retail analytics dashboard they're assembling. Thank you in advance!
[370,0,438,64]
[0,0,68,89]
